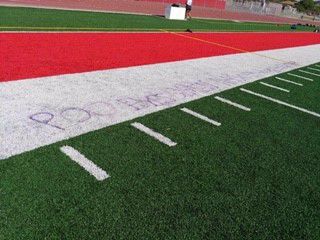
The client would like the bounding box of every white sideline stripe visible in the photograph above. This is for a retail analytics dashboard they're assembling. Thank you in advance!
[260,82,290,92]
[131,122,177,147]
[307,67,320,72]
[214,96,251,111]
[60,146,109,181]
[275,77,303,86]
[298,70,320,77]
[181,107,221,126]
[287,73,313,81]
[240,88,320,118]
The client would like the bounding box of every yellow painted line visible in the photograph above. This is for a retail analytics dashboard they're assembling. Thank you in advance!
[160,29,291,63]
[0,26,311,33]
[0,25,304,64]
[0,26,171,31]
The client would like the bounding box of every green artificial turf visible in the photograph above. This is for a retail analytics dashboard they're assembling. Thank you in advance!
[1,63,320,239]
[0,6,316,32]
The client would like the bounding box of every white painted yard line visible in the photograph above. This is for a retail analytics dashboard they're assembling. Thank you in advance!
[260,82,290,92]
[307,67,320,72]
[181,107,221,126]
[60,146,109,181]
[287,73,314,81]
[298,70,320,77]
[275,77,303,86]
[214,96,251,111]
[240,88,320,118]
[131,122,177,147]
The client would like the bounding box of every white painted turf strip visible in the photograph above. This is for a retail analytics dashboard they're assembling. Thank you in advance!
[60,146,109,181]
[307,67,320,72]
[131,122,177,147]
[214,96,251,111]
[287,73,314,81]
[260,82,290,92]
[240,88,320,118]
[275,77,303,86]
[2,44,320,161]
[298,70,320,77]
[181,107,221,126]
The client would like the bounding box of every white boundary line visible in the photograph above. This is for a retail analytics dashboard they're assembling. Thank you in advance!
[298,70,320,77]
[214,96,251,111]
[131,122,177,147]
[307,67,320,72]
[287,73,314,81]
[60,146,109,181]
[260,82,290,92]
[240,88,320,118]
[275,77,303,86]
[181,107,221,126]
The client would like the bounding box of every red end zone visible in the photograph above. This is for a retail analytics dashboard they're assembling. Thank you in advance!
[1,32,320,82]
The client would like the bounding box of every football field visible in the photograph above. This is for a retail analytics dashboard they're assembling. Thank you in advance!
[2,63,320,239]
[0,6,316,32]
[1,5,320,239]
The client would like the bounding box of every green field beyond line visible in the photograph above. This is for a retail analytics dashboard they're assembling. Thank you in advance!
[1,63,320,239]
[0,6,316,32]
